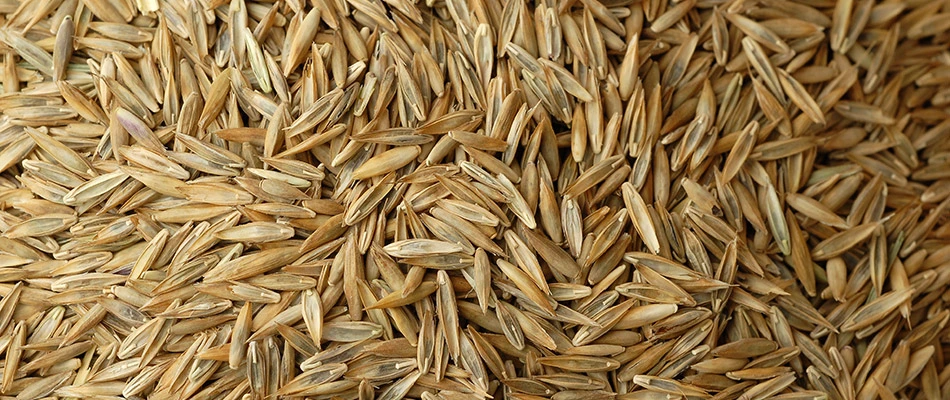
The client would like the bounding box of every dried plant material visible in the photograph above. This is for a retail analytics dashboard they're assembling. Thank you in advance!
[0,0,943,398]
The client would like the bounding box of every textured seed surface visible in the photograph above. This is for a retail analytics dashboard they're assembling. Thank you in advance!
[0,0,945,399]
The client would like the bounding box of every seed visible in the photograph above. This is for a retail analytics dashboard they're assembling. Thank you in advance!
[0,1,942,398]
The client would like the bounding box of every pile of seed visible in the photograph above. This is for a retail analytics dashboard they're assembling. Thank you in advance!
[0,0,947,398]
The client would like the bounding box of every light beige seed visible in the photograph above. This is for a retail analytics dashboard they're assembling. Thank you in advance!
[0,1,941,398]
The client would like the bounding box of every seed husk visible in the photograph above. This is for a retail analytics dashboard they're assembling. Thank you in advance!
[0,1,944,399]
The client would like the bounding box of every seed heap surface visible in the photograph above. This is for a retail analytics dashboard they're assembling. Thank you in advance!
[0,0,947,399]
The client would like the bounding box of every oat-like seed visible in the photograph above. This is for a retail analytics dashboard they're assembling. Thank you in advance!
[0,0,943,398]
